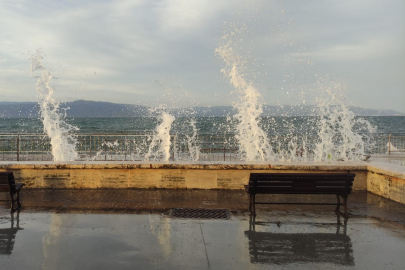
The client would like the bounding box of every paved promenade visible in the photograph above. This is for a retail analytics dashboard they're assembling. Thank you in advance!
[1,190,405,269]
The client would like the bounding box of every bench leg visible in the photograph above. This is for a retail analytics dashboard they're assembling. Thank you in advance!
[16,190,22,209]
[249,215,256,231]
[9,193,16,213]
[249,194,257,216]
[249,194,253,215]
[335,195,349,218]
[252,194,256,217]
[335,194,341,213]
[343,196,348,218]
[9,191,22,213]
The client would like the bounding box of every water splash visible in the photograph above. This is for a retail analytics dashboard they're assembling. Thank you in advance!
[145,108,175,161]
[30,50,78,161]
[147,80,203,161]
[92,140,120,161]
[216,31,274,161]
[185,119,200,161]
[313,81,375,161]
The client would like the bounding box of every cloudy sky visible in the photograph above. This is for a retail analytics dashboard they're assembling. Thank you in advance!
[0,0,404,112]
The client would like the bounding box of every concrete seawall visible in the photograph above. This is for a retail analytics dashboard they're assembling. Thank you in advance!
[0,161,404,204]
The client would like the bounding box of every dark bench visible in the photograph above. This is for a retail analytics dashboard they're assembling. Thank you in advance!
[244,173,355,217]
[0,172,25,212]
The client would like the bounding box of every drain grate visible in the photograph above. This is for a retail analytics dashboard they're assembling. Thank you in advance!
[171,208,230,219]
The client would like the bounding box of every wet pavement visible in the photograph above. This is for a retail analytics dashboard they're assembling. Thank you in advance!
[1,189,405,270]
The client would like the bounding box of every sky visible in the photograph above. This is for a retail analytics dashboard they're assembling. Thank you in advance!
[0,0,404,112]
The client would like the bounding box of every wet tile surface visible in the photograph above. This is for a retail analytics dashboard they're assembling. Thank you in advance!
[0,190,405,269]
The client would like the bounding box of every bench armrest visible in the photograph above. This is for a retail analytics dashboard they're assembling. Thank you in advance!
[11,183,25,191]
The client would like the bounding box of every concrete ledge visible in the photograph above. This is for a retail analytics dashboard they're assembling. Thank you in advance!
[0,161,404,204]
[0,160,369,170]
[367,162,405,204]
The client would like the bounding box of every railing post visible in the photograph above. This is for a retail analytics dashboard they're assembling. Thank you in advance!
[16,135,20,161]
[388,134,391,154]
[104,139,107,161]
[125,135,127,161]
[172,134,177,161]
[89,135,92,159]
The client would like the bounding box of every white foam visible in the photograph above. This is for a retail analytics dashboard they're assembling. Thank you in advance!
[145,111,175,161]
[216,36,274,161]
[30,50,79,161]
[313,82,375,161]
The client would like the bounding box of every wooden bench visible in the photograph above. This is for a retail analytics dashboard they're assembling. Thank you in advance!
[0,172,25,212]
[244,173,355,217]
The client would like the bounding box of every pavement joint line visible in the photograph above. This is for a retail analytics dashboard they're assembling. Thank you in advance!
[200,223,211,270]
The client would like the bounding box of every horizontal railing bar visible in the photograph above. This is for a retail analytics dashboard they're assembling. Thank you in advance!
[0,133,404,163]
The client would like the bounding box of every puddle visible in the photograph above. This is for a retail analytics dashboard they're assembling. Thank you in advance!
[0,210,404,270]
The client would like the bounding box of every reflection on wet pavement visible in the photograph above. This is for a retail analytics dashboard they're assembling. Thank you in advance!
[0,190,404,269]
[246,215,354,266]
[0,212,23,255]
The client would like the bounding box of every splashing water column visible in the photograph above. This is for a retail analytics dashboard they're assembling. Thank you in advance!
[31,51,79,161]
[186,119,200,161]
[145,112,175,161]
[314,84,375,161]
[216,42,274,161]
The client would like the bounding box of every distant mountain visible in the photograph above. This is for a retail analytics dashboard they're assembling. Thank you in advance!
[0,102,39,118]
[62,100,147,117]
[192,105,404,117]
[0,100,147,118]
[0,100,403,118]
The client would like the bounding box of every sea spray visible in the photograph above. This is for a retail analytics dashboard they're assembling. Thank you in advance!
[185,119,200,161]
[30,51,79,161]
[145,109,175,161]
[148,80,202,161]
[313,81,375,161]
[216,32,273,161]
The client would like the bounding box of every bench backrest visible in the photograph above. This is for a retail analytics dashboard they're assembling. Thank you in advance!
[248,173,355,195]
[0,172,15,193]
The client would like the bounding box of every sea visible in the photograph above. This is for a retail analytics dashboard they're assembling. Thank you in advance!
[0,116,404,135]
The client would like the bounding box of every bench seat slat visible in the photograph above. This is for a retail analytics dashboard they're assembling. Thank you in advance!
[251,181,351,187]
[252,190,351,195]
[250,173,356,177]
[251,177,351,182]
[247,187,350,192]
[251,185,353,189]
[253,178,351,182]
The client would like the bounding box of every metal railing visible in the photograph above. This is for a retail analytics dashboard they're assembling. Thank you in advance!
[0,133,238,162]
[0,133,404,163]
[365,134,405,155]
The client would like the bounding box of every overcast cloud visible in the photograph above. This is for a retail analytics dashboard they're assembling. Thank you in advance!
[0,0,404,112]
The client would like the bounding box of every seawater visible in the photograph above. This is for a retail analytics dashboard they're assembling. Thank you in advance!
[1,116,404,135]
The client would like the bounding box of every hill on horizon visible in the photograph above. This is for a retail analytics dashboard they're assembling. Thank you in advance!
[0,100,403,118]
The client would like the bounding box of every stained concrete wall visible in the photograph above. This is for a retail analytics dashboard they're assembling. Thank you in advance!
[5,168,369,190]
[1,161,404,203]
[0,161,368,190]
[367,164,405,204]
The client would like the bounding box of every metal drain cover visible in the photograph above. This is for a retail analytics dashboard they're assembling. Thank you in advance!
[171,208,230,219]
